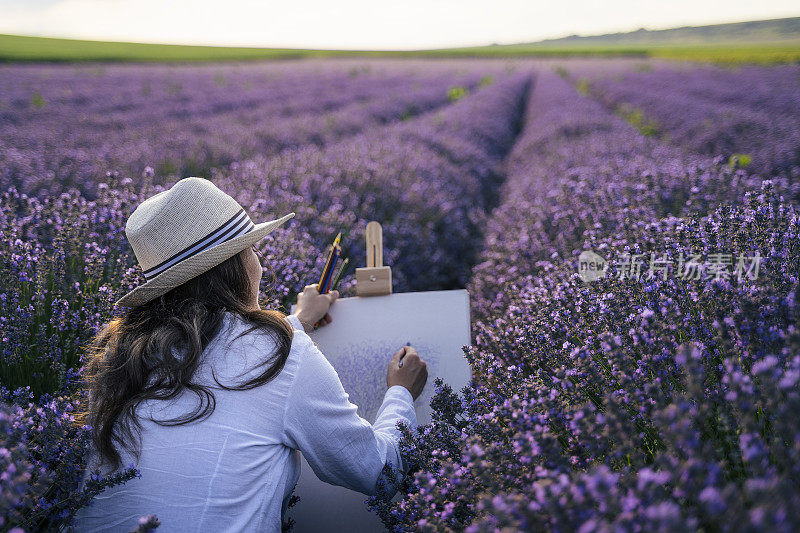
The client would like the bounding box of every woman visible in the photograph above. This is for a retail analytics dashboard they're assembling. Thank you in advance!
[71,177,428,532]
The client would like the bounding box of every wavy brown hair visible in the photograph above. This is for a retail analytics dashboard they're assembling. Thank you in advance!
[76,247,293,472]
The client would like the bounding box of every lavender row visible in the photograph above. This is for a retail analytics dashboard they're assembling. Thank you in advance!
[571,62,800,178]
[0,60,500,197]
[210,71,531,292]
[469,70,776,317]
[368,72,800,531]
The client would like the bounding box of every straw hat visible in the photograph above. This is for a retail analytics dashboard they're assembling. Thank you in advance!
[115,177,295,308]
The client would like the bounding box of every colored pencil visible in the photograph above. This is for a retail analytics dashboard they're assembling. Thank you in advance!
[320,246,340,293]
[317,232,341,293]
[331,257,349,292]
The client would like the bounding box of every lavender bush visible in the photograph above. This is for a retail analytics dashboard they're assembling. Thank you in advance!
[0,396,140,531]
[367,72,800,531]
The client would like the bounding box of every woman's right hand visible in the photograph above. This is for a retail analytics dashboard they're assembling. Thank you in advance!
[387,345,427,400]
[294,284,339,331]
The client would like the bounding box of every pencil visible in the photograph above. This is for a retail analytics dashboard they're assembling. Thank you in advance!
[317,232,341,292]
[320,246,340,293]
[399,341,411,368]
[331,257,349,292]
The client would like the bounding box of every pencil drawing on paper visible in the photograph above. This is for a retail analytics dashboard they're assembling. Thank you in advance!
[326,339,440,422]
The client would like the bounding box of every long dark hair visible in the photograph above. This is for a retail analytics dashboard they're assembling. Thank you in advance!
[76,247,293,472]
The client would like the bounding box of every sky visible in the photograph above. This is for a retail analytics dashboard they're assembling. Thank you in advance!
[1,0,799,50]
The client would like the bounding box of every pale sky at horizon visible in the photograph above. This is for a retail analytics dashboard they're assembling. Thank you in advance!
[1,0,798,50]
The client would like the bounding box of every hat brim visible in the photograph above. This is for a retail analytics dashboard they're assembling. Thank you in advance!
[115,212,295,309]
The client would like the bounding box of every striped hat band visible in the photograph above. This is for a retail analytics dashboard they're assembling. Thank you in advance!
[142,207,256,280]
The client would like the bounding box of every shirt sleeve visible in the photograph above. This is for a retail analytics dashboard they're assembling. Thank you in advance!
[285,313,305,332]
[281,330,417,496]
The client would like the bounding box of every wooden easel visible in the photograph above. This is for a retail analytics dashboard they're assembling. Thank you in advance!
[355,221,392,296]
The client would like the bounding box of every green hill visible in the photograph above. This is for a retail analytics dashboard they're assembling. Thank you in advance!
[532,16,800,46]
[426,16,800,63]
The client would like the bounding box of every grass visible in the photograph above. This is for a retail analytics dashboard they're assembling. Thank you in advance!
[0,34,330,62]
[569,75,661,137]
[649,43,800,64]
[421,42,800,65]
[1,33,799,65]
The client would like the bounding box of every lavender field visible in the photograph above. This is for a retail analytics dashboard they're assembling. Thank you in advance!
[1,57,799,531]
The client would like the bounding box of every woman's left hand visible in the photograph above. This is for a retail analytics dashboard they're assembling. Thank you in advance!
[295,284,339,331]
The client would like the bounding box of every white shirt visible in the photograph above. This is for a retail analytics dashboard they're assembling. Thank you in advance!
[71,311,417,532]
